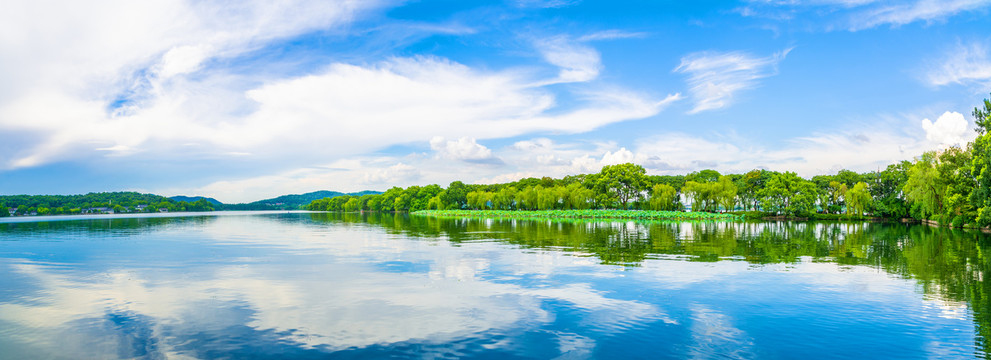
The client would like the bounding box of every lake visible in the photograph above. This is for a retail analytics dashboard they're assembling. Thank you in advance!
[0,211,988,359]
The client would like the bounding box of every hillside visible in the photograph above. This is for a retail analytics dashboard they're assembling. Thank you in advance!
[223,190,382,210]
[169,196,223,206]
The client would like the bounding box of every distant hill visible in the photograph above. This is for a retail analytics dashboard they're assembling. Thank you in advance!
[223,190,382,210]
[169,196,223,206]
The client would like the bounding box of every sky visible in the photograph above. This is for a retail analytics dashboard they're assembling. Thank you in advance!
[1,0,990,203]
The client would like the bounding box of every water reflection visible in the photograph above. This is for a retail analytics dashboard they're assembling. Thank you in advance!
[0,213,987,358]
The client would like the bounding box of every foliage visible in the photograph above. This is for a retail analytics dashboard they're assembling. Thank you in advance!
[757,172,818,216]
[974,93,991,134]
[870,161,910,219]
[973,133,991,227]
[648,184,680,211]
[594,163,649,209]
[413,209,742,221]
[845,182,871,216]
[0,192,213,215]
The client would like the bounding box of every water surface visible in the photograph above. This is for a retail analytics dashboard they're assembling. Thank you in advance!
[0,212,988,358]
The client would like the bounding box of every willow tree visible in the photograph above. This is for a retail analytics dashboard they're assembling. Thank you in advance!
[903,151,943,219]
[845,182,871,216]
[648,184,679,211]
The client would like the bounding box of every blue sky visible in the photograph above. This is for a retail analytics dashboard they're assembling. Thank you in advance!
[1,0,990,202]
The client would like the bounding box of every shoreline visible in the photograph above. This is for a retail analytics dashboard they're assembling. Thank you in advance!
[412,209,742,221]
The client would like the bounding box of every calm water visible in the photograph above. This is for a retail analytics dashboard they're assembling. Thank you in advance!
[1,212,989,359]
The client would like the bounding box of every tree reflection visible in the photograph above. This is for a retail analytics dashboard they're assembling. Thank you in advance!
[311,212,991,355]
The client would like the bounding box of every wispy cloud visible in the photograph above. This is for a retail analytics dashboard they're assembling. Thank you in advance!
[851,0,991,30]
[515,0,581,8]
[926,42,991,88]
[674,49,791,114]
[534,36,602,83]
[578,30,648,42]
[738,0,991,31]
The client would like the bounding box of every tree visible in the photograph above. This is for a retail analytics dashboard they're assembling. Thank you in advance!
[427,195,444,210]
[973,132,991,227]
[443,181,469,209]
[412,185,442,211]
[871,161,910,219]
[974,92,991,134]
[492,187,517,210]
[716,176,738,212]
[343,198,360,212]
[758,172,818,216]
[516,186,539,210]
[936,145,975,224]
[594,163,649,209]
[904,151,943,219]
[537,186,560,210]
[737,170,772,211]
[564,183,593,210]
[648,184,679,211]
[686,169,721,183]
[845,182,871,216]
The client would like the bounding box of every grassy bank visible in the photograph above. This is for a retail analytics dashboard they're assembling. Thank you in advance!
[412,209,742,221]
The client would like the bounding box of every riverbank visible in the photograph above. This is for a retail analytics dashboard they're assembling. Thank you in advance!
[412,209,741,221]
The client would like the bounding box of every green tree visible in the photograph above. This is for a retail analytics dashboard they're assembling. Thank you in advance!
[595,163,649,209]
[974,92,991,134]
[427,195,444,210]
[516,186,539,210]
[412,185,442,211]
[686,169,721,183]
[648,184,679,211]
[716,176,738,212]
[845,182,871,216]
[758,172,818,216]
[973,132,991,227]
[737,170,772,211]
[537,186,560,210]
[564,183,593,210]
[492,187,517,210]
[870,162,910,219]
[904,151,943,219]
[343,198,360,212]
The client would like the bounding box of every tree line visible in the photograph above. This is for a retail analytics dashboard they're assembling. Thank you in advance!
[309,93,991,229]
[0,192,215,217]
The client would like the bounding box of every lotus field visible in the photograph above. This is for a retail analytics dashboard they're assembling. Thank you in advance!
[412,209,742,221]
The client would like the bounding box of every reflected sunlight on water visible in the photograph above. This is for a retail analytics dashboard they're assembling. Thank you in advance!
[0,212,987,358]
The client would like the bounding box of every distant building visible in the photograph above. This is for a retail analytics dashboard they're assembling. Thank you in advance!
[82,207,114,214]
[158,208,169,213]
[7,208,15,216]
[136,204,148,211]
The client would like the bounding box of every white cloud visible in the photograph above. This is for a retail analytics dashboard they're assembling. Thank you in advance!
[515,0,581,8]
[482,110,975,179]
[1,53,675,178]
[430,136,500,164]
[513,138,555,151]
[578,30,648,42]
[157,45,213,78]
[851,0,991,30]
[926,42,991,88]
[675,49,790,113]
[921,111,971,148]
[600,147,635,165]
[741,0,991,31]
[0,0,384,169]
[362,163,422,185]
[535,36,602,83]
